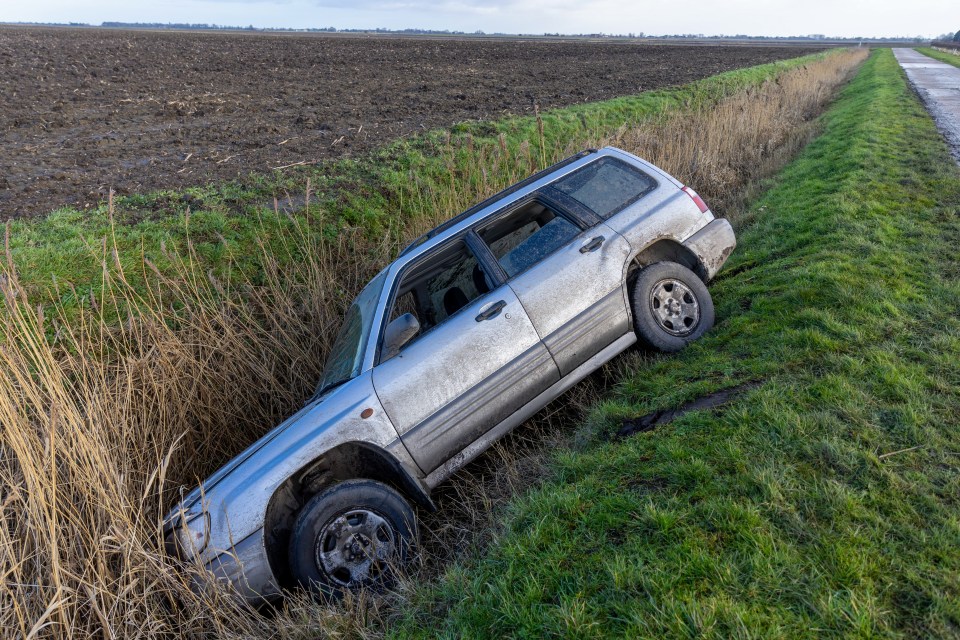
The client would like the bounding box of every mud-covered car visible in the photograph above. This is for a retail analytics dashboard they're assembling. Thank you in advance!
[165,146,737,601]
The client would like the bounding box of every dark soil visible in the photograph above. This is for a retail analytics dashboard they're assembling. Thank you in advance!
[0,27,825,219]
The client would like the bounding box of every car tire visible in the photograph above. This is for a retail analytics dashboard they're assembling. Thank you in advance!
[630,261,714,352]
[288,479,417,599]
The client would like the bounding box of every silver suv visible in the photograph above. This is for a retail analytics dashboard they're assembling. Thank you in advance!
[165,147,736,601]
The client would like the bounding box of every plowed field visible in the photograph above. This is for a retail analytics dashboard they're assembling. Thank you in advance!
[0,27,825,218]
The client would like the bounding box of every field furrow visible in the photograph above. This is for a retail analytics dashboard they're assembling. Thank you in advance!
[0,27,826,219]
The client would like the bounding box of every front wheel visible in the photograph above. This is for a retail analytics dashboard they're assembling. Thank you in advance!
[630,261,715,352]
[288,479,417,599]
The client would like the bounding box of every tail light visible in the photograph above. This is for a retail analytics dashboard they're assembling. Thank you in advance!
[681,186,710,213]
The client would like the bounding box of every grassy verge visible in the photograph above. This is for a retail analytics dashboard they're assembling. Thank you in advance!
[389,48,960,638]
[917,46,960,68]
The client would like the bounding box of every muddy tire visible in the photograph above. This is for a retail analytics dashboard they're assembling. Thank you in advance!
[288,479,417,600]
[630,261,714,352]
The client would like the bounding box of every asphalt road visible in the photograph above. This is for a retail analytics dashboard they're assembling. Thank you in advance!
[894,48,960,163]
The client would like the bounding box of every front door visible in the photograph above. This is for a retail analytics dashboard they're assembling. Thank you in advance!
[371,237,559,474]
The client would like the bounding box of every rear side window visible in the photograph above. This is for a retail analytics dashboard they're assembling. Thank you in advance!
[550,157,657,219]
[479,200,581,278]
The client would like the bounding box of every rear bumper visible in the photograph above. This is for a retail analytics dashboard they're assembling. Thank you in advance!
[683,218,736,281]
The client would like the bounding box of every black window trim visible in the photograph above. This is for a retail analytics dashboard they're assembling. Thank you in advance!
[465,230,508,288]
[539,186,603,228]
[398,149,596,257]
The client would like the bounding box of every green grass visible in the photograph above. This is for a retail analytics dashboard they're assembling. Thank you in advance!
[8,51,830,305]
[389,49,960,639]
[916,47,960,68]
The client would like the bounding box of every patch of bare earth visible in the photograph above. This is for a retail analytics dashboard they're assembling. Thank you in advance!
[0,26,825,218]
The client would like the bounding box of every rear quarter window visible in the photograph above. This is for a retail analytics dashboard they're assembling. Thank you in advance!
[550,157,658,219]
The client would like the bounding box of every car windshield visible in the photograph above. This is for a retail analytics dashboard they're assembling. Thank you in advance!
[316,269,388,395]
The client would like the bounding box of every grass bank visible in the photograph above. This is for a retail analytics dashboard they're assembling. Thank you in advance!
[389,48,960,638]
[0,49,866,639]
[918,46,960,68]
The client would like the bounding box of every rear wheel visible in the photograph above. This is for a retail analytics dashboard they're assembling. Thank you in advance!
[630,261,714,352]
[288,479,417,599]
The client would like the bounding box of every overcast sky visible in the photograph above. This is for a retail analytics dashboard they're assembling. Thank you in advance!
[2,0,956,38]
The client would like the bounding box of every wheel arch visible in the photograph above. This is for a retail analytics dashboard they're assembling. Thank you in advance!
[262,441,433,589]
[625,238,707,284]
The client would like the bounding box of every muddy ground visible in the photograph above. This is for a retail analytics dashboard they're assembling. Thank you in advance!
[0,27,825,219]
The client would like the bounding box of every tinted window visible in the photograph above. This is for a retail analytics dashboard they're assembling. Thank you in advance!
[480,201,581,278]
[551,157,657,219]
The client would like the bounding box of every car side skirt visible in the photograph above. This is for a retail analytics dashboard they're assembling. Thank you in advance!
[423,331,638,489]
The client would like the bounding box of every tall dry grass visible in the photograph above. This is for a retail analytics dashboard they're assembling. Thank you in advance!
[604,49,867,216]
[0,48,866,639]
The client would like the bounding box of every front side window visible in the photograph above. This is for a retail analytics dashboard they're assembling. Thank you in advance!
[550,157,657,219]
[479,201,581,278]
[380,239,492,360]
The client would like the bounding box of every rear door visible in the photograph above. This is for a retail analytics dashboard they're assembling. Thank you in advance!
[476,193,632,376]
[371,236,559,474]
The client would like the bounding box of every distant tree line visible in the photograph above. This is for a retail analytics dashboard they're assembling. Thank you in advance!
[931,31,960,51]
[101,22,281,31]
[93,23,505,35]
[1,21,943,42]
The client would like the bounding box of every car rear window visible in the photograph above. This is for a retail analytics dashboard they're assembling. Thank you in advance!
[550,157,657,219]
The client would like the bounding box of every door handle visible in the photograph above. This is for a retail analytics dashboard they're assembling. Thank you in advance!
[475,300,507,322]
[580,235,605,253]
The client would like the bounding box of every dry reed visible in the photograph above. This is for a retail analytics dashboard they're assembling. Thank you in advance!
[0,48,866,639]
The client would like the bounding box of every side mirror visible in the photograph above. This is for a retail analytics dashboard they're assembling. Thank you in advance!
[381,313,420,361]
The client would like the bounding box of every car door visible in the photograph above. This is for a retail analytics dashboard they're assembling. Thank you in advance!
[476,192,633,376]
[371,236,560,474]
